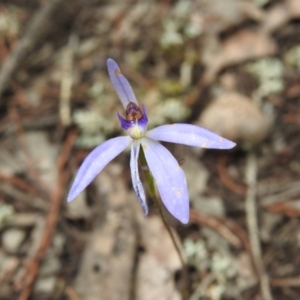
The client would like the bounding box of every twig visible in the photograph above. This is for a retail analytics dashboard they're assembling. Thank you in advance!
[220,216,252,253]
[261,183,300,207]
[0,171,40,196]
[1,182,48,212]
[282,114,300,124]
[217,154,246,195]
[220,214,260,275]
[190,209,261,277]
[258,179,300,197]
[190,209,242,248]
[9,106,51,196]
[17,129,77,300]
[264,201,300,217]
[65,286,81,300]
[59,35,78,127]
[271,276,300,287]
[0,0,64,98]
[245,152,273,300]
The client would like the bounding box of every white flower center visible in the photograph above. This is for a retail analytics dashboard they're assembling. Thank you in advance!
[128,124,145,139]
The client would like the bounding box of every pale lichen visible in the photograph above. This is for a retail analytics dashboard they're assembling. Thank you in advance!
[211,252,237,283]
[0,203,15,227]
[159,0,202,49]
[253,0,270,7]
[285,45,300,72]
[183,239,208,268]
[160,20,183,48]
[0,7,20,37]
[246,58,284,97]
[72,79,121,148]
[148,97,190,128]
[73,107,116,148]
[184,238,238,300]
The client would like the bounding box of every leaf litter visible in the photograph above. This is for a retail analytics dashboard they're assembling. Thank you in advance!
[1,0,300,299]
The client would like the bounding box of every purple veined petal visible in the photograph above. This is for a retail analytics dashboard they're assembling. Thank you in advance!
[141,137,189,224]
[67,136,131,201]
[146,124,236,149]
[107,58,138,109]
[130,141,148,216]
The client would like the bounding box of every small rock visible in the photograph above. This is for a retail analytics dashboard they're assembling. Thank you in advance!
[24,131,59,189]
[139,216,181,271]
[193,196,225,217]
[65,188,91,220]
[184,156,208,201]
[4,213,37,228]
[135,253,181,300]
[2,229,26,253]
[197,92,270,149]
[34,276,57,293]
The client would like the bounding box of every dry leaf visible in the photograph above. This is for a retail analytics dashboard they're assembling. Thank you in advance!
[135,254,181,300]
[135,216,182,300]
[201,30,277,86]
[262,0,300,33]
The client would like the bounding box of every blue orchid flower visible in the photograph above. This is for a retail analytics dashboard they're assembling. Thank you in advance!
[67,58,236,224]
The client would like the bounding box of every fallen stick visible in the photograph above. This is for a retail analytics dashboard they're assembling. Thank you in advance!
[245,152,273,300]
[190,209,242,249]
[17,129,77,300]
[0,0,63,98]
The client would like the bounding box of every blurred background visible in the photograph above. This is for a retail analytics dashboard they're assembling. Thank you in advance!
[0,0,300,299]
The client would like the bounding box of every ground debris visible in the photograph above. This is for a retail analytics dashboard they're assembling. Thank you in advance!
[0,0,300,299]
[72,164,138,300]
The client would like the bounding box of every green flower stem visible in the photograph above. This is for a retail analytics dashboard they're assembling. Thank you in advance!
[138,146,156,199]
[139,147,189,298]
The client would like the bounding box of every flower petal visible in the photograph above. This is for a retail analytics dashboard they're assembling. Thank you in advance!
[107,58,138,109]
[146,124,236,149]
[67,136,131,201]
[130,141,148,215]
[141,138,189,224]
